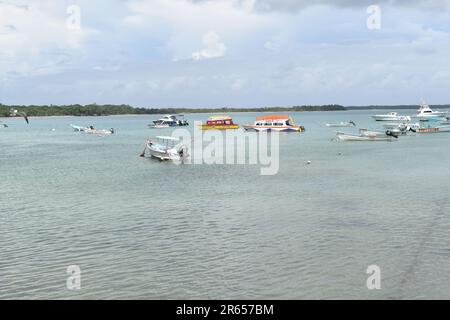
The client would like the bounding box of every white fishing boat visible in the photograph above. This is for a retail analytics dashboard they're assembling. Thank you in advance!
[325,121,356,128]
[140,136,188,161]
[382,122,420,133]
[84,128,115,136]
[71,125,115,135]
[335,131,395,142]
[372,112,411,122]
[149,115,189,128]
[415,103,447,121]
[359,128,401,138]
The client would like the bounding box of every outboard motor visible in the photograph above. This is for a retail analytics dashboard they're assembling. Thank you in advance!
[178,146,188,159]
[385,130,399,138]
[110,128,115,134]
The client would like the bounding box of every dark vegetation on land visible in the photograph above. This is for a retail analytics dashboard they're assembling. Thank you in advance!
[0,103,346,117]
[2,103,449,118]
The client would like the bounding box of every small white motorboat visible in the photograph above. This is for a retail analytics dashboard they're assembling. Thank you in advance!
[148,115,189,128]
[71,125,115,136]
[325,121,356,127]
[140,136,189,161]
[359,128,401,138]
[415,102,447,121]
[372,112,411,122]
[0,121,8,128]
[84,128,115,136]
[382,122,420,134]
[335,131,395,142]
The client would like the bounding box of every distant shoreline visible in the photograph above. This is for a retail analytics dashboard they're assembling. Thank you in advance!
[1,104,450,118]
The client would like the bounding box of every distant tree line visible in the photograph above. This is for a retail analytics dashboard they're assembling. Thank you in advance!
[0,103,347,117]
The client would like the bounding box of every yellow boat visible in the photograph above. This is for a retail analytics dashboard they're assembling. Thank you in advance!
[199,116,239,130]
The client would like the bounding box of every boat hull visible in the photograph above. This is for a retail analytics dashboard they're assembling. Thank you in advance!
[243,125,304,132]
[416,126,450,133]
[146,143,187,161]
[372,115,411,122]
[325,123,355,128]
[336,132,394,141]
[200,125,239,130]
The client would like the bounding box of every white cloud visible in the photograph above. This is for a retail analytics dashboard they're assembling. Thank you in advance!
[0,0,97,80]
[192,31,227,60]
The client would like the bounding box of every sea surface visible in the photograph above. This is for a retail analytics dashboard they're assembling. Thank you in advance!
[1,110,450,299]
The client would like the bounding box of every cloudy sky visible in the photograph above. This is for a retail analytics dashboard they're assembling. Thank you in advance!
[1,0,450,107]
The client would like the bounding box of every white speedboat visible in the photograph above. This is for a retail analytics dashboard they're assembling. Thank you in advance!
[415,103,447,121]
[140,136,188,161]
[372,112,411,122]
[149,115,189,128]
[0,121,8,128]
[71,125,114,135]
[335,131,395,142]
[325,121,356,127]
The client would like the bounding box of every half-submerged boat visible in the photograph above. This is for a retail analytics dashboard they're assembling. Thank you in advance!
[335,131,396,142]
[71,125,115,135]
[149,115,189,129]
[325,121,356,128]
[70,124,88,132]
[372,112,411,122]
[140,136,188,161]
[199,116,239,130]
[415,103,447,121]
[243,115,305,132]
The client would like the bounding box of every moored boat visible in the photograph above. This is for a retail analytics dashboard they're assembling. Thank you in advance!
[70,124,88,132]
[325,121,356,128]
[335,131,395,142]
[71,125,115,135]
[359,128,401,138]
[372,112,411,122]
[199,116,239,130]
[382,122,420,133]
[243,115,305,132]
[149,115,189,128]
[415,103,447,121]
[140,136,188,161]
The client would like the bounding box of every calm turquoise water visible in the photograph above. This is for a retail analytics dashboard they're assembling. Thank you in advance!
[1,110,450,299]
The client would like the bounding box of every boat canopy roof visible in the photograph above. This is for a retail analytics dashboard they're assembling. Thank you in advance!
[208,116,232,121]
[256,115,289,121]
[156,136,179,141]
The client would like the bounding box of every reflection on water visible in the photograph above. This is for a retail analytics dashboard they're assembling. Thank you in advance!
[1,111,450,299]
